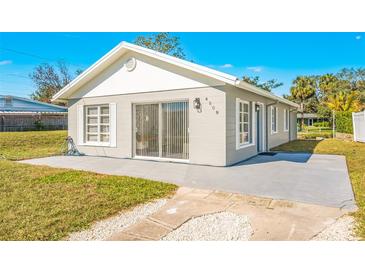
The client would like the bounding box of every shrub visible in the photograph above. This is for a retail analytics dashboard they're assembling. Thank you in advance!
[335,112,353,134]
[34,120,45,130]
[313,121,330,128]
[299,132,333,140]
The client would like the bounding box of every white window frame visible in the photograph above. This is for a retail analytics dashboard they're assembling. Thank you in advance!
[284,109,289,132]
[236,99,254,149]
[85,105,110,146]
[271,106,278,134]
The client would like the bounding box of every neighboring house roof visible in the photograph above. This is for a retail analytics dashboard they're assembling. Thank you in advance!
[0,95,67,113]
[296,113,320,119]
[52,41,298,108]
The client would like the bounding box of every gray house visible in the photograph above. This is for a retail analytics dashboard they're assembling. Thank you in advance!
[52,42,298,166]
[0,95,67,131]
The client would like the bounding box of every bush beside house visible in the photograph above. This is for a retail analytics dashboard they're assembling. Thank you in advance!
[335,111,353,134]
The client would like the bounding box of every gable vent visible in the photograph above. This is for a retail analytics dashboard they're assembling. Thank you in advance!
[125,57,137,72]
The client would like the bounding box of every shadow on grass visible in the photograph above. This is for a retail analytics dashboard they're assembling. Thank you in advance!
[271,139,323,154]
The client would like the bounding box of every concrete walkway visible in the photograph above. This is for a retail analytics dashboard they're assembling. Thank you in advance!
[107,187,349,241]
[21,152,356,209]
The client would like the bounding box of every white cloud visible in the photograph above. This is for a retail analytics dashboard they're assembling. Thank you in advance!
[0,60,12,66]
[355,35,362,40]
[220,63,233,68]
[247,66,263,73]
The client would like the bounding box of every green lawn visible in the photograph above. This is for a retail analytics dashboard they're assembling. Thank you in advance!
[298,126,333,139]
[272,139,365,239]
[0,130,68,160]
[0,131,177,240]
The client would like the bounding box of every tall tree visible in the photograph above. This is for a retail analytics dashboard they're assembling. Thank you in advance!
[289,76,316,130]
[325,91,362,112]
[29,62,81,104]
[134,32,186,59]
[242,76,283,92]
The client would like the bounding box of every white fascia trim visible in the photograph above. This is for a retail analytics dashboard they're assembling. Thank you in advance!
[235,81,299,108]
[121,42,238,83]
[52,42,238,102]
[52,43,125,102]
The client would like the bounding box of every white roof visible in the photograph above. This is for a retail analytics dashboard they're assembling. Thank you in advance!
[52,41,298,108]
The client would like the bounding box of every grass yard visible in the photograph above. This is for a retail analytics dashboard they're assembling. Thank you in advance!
[0,131,177,240]
[0,130,68,160]
[298,126,333,140]
[272,139,365,239]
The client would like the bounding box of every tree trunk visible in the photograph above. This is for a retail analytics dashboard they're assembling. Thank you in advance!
[300,102,304,131]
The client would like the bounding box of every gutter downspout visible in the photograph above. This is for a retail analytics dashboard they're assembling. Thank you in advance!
[265,100,278,151]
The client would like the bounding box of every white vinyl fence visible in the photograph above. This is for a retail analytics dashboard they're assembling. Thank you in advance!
[353,111,365,142]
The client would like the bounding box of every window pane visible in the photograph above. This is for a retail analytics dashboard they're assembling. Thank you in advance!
[87,125,97,133]
[239,103,242,112]
[243,132,249,143]
[100,116,109,124]
[100,125,109,133]
[239,123,242,133]
[87,117,98,124]
[87,134,97,142]
[243,123,248,133]
[244,113,248,122]
[100,106,109,115]
[100,134,109,142]
[243,103,248,112]
[87,107,98,115]
[239,134,243,143]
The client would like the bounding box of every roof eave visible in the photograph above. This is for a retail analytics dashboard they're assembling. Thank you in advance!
[235,80,299,108]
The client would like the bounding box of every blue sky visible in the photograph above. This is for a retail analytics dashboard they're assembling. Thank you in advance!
[0,32,364,98]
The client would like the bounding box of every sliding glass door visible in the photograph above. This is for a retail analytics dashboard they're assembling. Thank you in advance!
[134,101,189,160]
[135,104,159,157]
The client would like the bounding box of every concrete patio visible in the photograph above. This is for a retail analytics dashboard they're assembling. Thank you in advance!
[21,152,356,210]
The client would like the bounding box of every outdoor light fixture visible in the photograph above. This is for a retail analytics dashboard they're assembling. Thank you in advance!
[193,98,201,111]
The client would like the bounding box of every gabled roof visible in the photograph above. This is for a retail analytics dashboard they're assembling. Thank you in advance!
[52,42,298,108]
[0,95,67,112]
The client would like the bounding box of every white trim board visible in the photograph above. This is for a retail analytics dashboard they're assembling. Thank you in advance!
[52,41,298,109]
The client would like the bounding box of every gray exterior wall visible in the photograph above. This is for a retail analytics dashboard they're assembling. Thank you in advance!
[68,85,297,166]
[225,86,297,165]
[68,86,227,166]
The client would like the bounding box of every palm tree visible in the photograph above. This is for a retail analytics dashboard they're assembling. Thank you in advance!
[290,76,316,130]
[325,91,362,112]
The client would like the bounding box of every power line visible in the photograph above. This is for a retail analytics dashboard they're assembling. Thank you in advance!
[0,47,58,62]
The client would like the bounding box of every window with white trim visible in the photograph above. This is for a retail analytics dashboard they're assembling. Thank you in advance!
[284,109,289,132]
[271,106,278,134]
[85,105,110,143]
[237,99,251,147]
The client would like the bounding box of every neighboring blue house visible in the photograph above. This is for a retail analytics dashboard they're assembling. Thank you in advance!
[0,95,67,131]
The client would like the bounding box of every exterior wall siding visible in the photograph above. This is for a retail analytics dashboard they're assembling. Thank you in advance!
[68,86,227,166]
[225,85,273,165]
[225,85,296,166]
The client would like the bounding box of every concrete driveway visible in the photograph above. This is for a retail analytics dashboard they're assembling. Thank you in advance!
[21,152,356,210]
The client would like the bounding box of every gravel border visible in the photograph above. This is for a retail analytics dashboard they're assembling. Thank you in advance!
[312,215,358,241]
[68,199,167,241]
[162,212,253,241]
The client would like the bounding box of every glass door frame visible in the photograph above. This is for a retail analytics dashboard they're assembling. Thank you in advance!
[132,99,189,163]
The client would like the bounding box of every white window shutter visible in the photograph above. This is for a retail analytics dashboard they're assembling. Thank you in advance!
[77,105,84,145]
[109,103,117,147]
